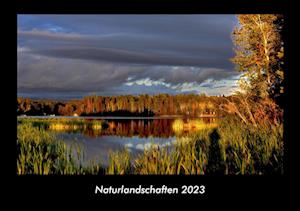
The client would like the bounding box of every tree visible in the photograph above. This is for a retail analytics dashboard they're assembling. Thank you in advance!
[17,94,223,117]
[231,14,284,100]
[219,15,284,126]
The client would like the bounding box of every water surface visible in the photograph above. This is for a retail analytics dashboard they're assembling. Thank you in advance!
[35,117,217,166]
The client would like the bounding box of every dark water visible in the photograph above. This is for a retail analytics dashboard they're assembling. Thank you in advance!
[45,117,217,166]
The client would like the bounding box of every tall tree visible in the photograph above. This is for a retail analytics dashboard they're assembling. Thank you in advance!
[231,14,284,100]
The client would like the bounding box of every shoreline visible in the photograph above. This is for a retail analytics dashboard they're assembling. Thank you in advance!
[17,115,220,119]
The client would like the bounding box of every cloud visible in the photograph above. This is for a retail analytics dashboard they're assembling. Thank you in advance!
[17,51,143,93]
[125,78,170,87]
[18,29,84,41]
[18,30,234,68]
[18,15,236,69]
[17,15,240,98]
[139,66,237,84]
[124,75,239,96]
[17,46,30,52]
[18,48,239,97]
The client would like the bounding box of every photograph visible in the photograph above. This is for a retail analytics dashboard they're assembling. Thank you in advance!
[17,14,284,176]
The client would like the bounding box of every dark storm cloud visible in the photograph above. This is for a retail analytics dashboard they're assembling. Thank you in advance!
[17,15,239,97]
[17,51,236,94]
[18,15,236,38]
[17,51,142,92]
[18,26,234,68]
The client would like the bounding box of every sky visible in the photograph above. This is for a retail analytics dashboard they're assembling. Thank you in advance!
[17,15,240,100]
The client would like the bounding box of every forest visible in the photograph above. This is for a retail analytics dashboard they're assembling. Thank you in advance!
[17,94,228,117]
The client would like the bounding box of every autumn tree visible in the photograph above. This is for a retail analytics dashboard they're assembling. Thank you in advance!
[219,14,284,126]
[231,14,284,100]
[17,94,224,117]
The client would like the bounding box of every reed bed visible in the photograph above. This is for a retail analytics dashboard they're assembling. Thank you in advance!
[17,116,283,175]
[108,116,283,175]
[17,122,105,175]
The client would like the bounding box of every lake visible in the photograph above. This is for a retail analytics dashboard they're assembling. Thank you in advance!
[24,116,217,166]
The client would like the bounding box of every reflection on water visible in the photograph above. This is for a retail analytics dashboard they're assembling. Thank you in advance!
[58,133,177,166]
[46,118,217,166]
[47,118,217,138]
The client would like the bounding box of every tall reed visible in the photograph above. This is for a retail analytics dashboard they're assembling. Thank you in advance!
[17,122,105,175]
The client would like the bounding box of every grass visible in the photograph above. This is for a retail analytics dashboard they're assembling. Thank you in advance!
[17,122,105,175]
[132,138,208,175]
[17,116,283,175]
[107,149,132,174]
[17,117,108,132]
[217,117,283,174]
[111,116,283,175]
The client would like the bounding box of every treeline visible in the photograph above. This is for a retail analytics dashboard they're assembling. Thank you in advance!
[17,94,228,117]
